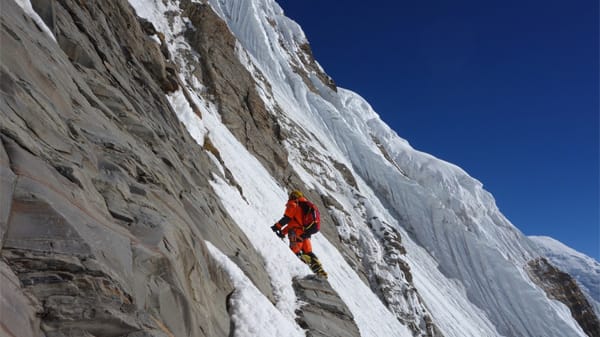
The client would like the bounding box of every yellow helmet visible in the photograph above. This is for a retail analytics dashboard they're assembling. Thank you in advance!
[289,189,303,200]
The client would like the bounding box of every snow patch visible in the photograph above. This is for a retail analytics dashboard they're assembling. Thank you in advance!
[206,241,304,337]
[13,0,56,42]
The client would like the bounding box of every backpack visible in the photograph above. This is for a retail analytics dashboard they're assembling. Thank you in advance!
[299,200,320,235]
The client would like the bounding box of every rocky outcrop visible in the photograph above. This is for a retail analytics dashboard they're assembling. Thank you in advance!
[527,257,600,337]
[293,276,360,337]
[177,0,368,293]
[180,1,290,182]
[0,0,273,336]
[0,258,44,337]
[375,227,442,337]
[288,42,336,95]
[357,220,442,337]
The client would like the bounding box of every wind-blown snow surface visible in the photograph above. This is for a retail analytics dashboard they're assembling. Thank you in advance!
[129,0,591,336]
[531,236,600,313]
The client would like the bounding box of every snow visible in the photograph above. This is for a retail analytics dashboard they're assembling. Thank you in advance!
[13,0,56,42]
[128,0,594,336]
[406,236,502,337]
[200,104,410,335]
[206,241,304,337]
[128,2,403,335]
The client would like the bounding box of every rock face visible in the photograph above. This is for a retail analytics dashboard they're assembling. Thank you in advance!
[181,1,289,182]
[293,276,360,337]
[527,258,600,337]
[0,0,271,336]
[0,0,361,336]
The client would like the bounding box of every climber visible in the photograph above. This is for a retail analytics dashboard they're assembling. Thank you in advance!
[271,190,328,278]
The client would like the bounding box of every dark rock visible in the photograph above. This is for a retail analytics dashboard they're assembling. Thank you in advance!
[293,276,360,337]
[297,42,337,92]
[181,2,289,181]
[528,257,600,337]
[31,0,57,34]
[332,160,358,190]
[53,164,83,189]
[0,139,16,250]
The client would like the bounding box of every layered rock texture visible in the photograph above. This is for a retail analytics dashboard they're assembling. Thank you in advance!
[293,276,360,337]
[2,2,203,337]
[2,0,229,335]
[0,0,359,336]
[527,258,600,337]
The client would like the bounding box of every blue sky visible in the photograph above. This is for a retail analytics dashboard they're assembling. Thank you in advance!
[277,0,599,259]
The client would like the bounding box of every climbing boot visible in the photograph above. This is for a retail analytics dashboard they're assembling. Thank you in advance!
[298,253,327,278]
[308,256,327,278]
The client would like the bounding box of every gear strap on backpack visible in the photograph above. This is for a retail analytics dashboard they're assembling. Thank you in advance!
[299,200,320,237]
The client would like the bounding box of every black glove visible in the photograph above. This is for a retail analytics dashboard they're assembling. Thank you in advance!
[271,224,285,238]
[301,232,311,239]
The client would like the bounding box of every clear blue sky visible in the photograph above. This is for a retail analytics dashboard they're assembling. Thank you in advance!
[277,0,599,259]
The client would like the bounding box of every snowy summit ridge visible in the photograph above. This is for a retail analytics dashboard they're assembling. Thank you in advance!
[1,0,598,337]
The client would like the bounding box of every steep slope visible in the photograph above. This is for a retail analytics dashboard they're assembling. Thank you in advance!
[1,1,260,336]
[0,1,379,336]
[1,0,596,337]
[192,0,593,336]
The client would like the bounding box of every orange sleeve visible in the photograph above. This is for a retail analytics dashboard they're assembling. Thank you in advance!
[284,200,298,219]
